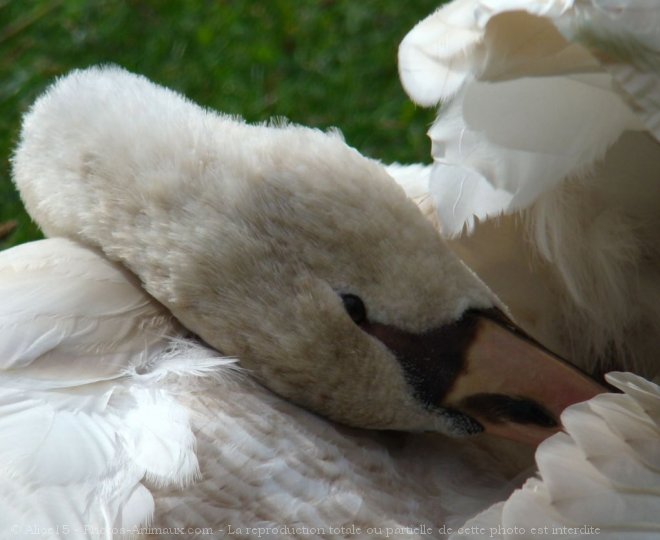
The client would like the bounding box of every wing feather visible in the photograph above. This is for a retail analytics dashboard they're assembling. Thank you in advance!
[0,239,234,538]
[399,0,657,237]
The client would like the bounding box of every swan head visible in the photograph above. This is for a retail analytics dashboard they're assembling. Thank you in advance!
[13,66,603,444]
[173,132,602,444]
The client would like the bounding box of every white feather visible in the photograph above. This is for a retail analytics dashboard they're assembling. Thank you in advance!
[452,372,660,539]
[399,0,647,236]
[396,0,660,378]
[0,239,236,539]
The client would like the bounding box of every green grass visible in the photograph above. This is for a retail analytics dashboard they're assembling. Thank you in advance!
[0,1,443,249]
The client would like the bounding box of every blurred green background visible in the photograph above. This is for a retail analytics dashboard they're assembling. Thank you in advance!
[0,1,442,249]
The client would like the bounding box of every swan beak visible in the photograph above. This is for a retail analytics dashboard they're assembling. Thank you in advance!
[445,313,607,446]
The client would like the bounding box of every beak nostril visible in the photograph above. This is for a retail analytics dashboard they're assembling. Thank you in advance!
[457,393,558,428]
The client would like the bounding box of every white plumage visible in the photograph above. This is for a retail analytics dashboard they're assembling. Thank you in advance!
[2,0,660,536]
[0,238,514,538]
[4,240,656,539]
[398,0,660,378]
[0,239,199,535]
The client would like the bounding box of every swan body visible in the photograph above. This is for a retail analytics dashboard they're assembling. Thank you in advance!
[3,239,657,539]
[398,0,660,378]
[0,242,660,539]
[0,238,514,538]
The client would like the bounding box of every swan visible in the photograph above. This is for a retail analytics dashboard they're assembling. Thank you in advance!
[397,0,660,380]
[4,43,657,537]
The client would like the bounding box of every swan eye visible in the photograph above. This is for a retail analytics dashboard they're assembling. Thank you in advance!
[341,293,367,325]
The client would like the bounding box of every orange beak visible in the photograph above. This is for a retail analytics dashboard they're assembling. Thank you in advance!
[364,309,607,446]
[444,314,606,446]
